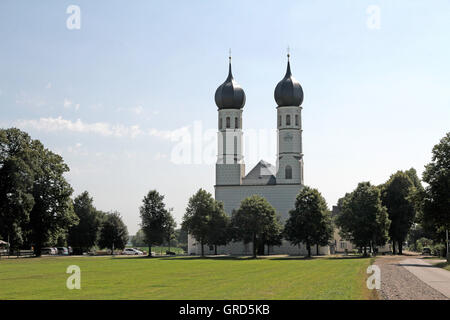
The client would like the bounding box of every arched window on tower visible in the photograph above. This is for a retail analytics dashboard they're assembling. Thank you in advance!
[285,165,292,179]
[219,117,222,130]
[295,114,299,126]
[226,117,230,128]
[286,114,291,126]
[235,117,239,129]
[278,115,282,127]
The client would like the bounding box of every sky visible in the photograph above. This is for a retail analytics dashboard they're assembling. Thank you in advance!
[1,1,449,234]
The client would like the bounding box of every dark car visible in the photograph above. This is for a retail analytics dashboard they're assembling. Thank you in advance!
[422,247,431,255]
[57,247,69,255]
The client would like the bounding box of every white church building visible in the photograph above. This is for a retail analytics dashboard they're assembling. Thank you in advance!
[188,54,330,255]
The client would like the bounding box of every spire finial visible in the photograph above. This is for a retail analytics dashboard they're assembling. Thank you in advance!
[287,46,290,60]
[227,49,233,80]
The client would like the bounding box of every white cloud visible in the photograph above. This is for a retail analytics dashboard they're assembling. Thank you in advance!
[14,116,185,140]
[45,82,52,89]
[63,98,80,111]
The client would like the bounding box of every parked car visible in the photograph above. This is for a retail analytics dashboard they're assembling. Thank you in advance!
[122,248,144,255]
[57,247,69,255]
[422,247,431,255]
[41,247,57,255]
[166,251,176,255]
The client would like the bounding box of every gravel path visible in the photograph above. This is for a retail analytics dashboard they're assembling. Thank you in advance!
[374,255,448,300]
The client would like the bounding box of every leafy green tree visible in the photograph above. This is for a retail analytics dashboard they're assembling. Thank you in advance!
[336,182,390,256]
[231,195,281,258]
[139,190,170,257]
[284,187,333,257]
[131,229,147,247]
[98,211,128,254]
[260,215,283,255]
[381,171,418,254]
[0,129,36,250]
[27,137,78,256]
[206,201,230,255]
[421,132,450,261]
[175,228,188,252]
[182,189,215,256]
[68,191,102,254]
[164,211,177,252]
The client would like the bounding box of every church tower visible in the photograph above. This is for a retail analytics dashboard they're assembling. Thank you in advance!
[215,55,246,185]
[274,53,304,184]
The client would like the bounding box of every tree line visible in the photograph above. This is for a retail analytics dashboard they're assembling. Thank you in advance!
[0,128,128,256]
[1,128,448,260]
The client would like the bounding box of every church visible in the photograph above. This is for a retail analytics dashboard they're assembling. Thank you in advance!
[188,54,330,255]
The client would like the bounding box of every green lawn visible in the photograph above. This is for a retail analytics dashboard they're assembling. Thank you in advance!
[0,255,375,300]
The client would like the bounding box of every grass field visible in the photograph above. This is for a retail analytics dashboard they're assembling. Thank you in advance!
[0,255,375,300]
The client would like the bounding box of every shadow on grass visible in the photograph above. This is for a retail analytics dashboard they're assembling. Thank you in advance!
[115,254,372,262]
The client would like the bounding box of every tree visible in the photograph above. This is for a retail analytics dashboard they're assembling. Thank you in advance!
[336,182,390,256]
[231,195,281,258]
[206,201,230,255]
[421,132,450,261]
[182,189,215,256]
[27,138,78,256]
[139,190,170,257]
[381,171,417,254]
[175,228,188,252]
[68,191,102,254]
[0,129,35,250]
[131,229,147,247]
[98,211,128,254]
[284,187,334,257]
[260,215,283,255]
[164,211,177,252]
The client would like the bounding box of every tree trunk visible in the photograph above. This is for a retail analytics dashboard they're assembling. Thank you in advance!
[306,243,311,258]
[398,241,403,255]
[214,245,217,255]
[316,244,319,256]
[35,244,42,257]
[148,244,152,257]
[392,241,396,255]
[363,246,367,256]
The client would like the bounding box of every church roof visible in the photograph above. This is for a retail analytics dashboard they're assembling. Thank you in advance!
[242,160,276,185]
[274,54,304,107]
[215,56,246,110]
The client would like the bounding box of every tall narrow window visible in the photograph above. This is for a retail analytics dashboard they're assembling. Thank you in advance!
[278,115,282,127]
[219,117,222,129]
[226,117,230,128]
[285,165,292,179]
[286,114,291,126]
[235,117,239,129]
[295,114,299,126]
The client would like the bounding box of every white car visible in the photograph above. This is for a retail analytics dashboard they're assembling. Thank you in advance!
[122,248,143,255]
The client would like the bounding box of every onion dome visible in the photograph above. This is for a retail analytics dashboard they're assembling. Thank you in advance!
[215,56,246,109]
[274,54,304,107]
